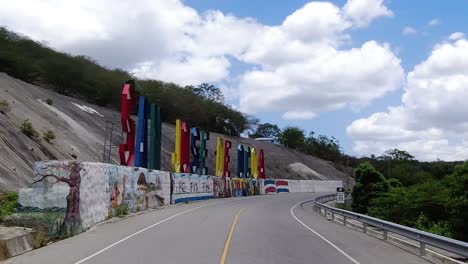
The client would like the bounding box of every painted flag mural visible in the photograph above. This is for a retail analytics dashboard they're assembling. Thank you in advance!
[264,179,276,194]
[276,180,289,193]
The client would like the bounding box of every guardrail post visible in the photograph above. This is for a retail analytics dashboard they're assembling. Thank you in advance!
[331,212,335,222]
[363,222,367,233]
[343,216,347,226]
[419,242,426,256]
[383,230,388,240]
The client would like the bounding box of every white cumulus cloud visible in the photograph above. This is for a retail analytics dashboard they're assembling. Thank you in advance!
[0,0,399,120]
[402,26,417,35]
[429,18,441,26]
[282,111,317,120]
[347,36,468,161]
[343,0,393,27]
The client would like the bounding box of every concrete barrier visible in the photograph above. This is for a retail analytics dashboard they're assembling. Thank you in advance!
[170,173,214,204]
[18,160,343,235]
[18,161,171,233]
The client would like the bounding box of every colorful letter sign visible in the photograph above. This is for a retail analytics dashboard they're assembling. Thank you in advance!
[148,104,162,170]
[223,140,232,177]
[134,96,148,168]
[171,119,181,172]
[119,81,136,166]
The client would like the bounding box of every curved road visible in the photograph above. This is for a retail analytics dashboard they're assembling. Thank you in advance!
[9,193,428,264]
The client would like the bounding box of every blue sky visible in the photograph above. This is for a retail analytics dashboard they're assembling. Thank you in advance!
[184,0,467,155]
[1,0,467,160]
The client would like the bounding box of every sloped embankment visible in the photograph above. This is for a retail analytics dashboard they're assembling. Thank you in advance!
[0,73,352,192]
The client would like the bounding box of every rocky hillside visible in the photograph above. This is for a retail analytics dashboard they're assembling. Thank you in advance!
[0,73,352,192]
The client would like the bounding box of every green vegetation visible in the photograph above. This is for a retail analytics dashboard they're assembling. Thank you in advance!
[114,203,129,217]
[350,161,468,242]
[20,119,39,139]
[0,99,11,114]
[1,27,466,242]
[42,130,56,144]
[280,126,305,150]
[0,27,252,136]
[252,123,281,139]
[0,192,18,221]
[352,163,389,214]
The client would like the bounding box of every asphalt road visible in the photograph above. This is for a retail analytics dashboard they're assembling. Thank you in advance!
[7,193,428,264]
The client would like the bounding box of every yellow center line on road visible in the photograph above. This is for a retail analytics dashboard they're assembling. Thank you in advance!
[220,208,246,264]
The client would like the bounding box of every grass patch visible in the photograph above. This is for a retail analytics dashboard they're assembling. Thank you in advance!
[20,119,39,140]
[0,192,18,221]
[42,130,56,144]
[0,99,11,114]
[114,204,129,217]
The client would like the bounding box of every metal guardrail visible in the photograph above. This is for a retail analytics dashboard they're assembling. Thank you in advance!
[313,194,468,258]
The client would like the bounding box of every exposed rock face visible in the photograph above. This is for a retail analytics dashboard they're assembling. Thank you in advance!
[0,73,351,192]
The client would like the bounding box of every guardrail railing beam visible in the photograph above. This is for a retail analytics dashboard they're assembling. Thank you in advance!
[312,194,468,258]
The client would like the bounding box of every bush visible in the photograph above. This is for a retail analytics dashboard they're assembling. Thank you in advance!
[0,99,11,114]
[44,98,53,105]
[20,119,39,139]
[115,204,129,217]
[0,192,18,221]
[43,130,56,143]
[415,213,453,238]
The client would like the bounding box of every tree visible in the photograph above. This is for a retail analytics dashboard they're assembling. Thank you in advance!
[252,123,281,138]
[280,127,305,150]
[34,162,82,236]
[352,162,390,214]
[446,162,468,241]
[304,132,341,162]
[379,149,415,161]
[189,83,225,103]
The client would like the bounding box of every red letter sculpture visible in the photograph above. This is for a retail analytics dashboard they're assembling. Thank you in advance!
[119,81,136,166]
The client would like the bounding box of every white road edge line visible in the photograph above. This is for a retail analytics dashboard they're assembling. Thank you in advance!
[74,198,246,264]
[290,199,360,264]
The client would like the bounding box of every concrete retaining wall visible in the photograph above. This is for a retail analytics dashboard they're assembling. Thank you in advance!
[18,160,343,234]
[19,161,171,232]
[171,174,214,204]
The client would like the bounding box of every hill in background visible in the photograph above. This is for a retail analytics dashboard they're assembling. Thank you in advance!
[0,73,351,192]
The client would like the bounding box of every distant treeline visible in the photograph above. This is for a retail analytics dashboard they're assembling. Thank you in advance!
[0,27,251,136]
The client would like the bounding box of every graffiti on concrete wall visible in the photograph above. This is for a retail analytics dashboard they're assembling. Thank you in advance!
[19,161,171,236]
[264,179,276,194]
[213,177,232,198]
[276,180,289,193]
[32,161,82,235]
[170,173,214,204]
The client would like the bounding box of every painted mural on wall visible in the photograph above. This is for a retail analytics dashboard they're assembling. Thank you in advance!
[276,180,289,193]
[170,173,214,204]
[19,161,171,236]
[19,160,342,240]
[213,177,232,198]
[32,161,82,235]
[264,179,277,194]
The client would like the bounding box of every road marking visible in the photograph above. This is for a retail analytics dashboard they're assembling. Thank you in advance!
[74,199,246,264]
[220,208,245,264]
[290,200,360,264]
